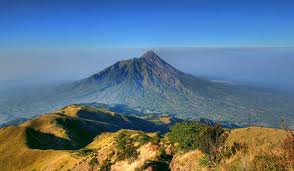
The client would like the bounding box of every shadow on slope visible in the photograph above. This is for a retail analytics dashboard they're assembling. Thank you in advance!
[25,127,75,150]
[24,104,172,150]
[83,102,146,115]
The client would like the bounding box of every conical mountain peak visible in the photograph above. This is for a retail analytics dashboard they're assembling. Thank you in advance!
[139,50,170,68]
[140,50,157,57]
[140,50,161,60]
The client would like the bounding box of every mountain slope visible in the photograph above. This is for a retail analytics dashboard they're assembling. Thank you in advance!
[18,105,170,149]
[1,50,293,128]
[0,104,177,171]
[55,50,294,128]
[0,112,290,171]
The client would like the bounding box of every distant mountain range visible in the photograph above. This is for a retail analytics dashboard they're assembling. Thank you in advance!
[1,50,294,128]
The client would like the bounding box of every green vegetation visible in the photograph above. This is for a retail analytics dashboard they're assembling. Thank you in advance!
[116,132,139,161]
[0,104,293,171]
[99,159,112,171]
[169,122,207,151]
[169,122,248,166]
[137,132,160,145]
[76,148,94,157]
[115,130,162,161]
[88,157,98,167]
[198,154,210,167]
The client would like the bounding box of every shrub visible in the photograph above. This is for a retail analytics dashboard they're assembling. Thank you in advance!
[88,157,98,166]
[199,124,230,165]
[281,130,294,169]
[137,133,151,145]
[169,122,231,166]
[77,148,93,156]
[99,159,112,171]
[198,154,210,167]
[149,134,161,144]
[115,131,162,161]
[169,122,207,151]
[116,132,139,161]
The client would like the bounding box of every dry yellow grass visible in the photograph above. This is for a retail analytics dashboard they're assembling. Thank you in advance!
[20,113,68,139]
[0,110,290,171]
[170,150,205,171]
[0,126,158,171]
[168,127,290,171]
[112,142,160,171]
[0,105,104,171]
[221,127,291,171]
[0,104,165,171]
[0,126,72,171]
[59,105,82,117]
[159,115,171,124]
[226,126,288,152]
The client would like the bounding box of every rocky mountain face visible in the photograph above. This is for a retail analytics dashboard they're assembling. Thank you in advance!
[64,50,199,111]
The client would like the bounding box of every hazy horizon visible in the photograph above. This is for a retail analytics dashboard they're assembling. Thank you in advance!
[0,47,294,92]
[1,0,294,92]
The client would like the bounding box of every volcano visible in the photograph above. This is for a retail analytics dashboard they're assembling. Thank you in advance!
[51,50,293,127]
[1,50,294,128]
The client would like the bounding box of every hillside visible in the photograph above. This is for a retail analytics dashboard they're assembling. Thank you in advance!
[0,104,173,171]
[24,105,174,148]
[171,126,292,171]
[0,104,292,171]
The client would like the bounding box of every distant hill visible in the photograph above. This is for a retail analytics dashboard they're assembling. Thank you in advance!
[0,50,294,128]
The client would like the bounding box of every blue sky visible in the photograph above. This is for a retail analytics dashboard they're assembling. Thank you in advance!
[0,0,294,91]
[0,0,294,49]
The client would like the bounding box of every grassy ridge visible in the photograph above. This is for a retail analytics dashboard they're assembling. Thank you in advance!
[0,105,292,171]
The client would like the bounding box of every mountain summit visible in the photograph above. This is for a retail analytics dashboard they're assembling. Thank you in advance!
[140,50,159,59]
[140,50,168,66]
[84,50,184,92]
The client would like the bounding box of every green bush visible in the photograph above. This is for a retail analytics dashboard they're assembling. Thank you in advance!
[198,154,210,167]
[77,148,93,156]
[169,122,207,151]
[116,132,139,161]
[149,134,161,144]
[99,159,112,171]
[115,131,162,161]
[88,157,98,166]
[199,124,230,165]
[169,122,230,166]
